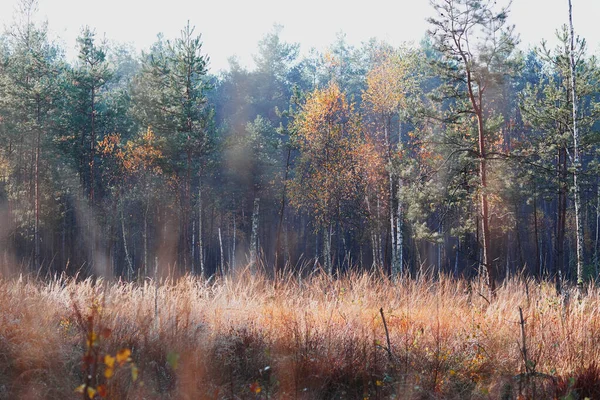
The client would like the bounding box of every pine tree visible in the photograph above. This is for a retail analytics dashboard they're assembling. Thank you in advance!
[428,0,518,296]
[131,22,210,274]
[0,0,62,269]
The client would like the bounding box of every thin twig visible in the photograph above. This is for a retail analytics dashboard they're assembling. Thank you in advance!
[379,307,393,361]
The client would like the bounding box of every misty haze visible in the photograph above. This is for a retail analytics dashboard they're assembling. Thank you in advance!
[0,0,600,398]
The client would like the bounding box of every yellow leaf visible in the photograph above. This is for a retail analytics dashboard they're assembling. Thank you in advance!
[86,332,98,348]
[74,384,86,393]
[87,386,97,399]
[104,367,114,379]
[376,380,383,386]
[131,364,139,381]
[250,382,261,394]
[104,354,115,369]
[116,348,131,365]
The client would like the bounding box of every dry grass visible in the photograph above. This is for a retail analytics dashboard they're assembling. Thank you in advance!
[1,270,600,399]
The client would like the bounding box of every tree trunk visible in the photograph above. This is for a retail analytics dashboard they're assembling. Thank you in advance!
[466,72,496,296]
[183,149,192,271]
[394,119,404,280]
[477,115,495,294]
[437,224,442,278]
[323,223,333,275]
[454,238,460,278]
[34,101,41,268]
[383,113,398,277]
[197,175,204,277]
[595,178,600,278]
[371,232,377,269]
[192,219,195,271]
[90,85,96,205]
[394,177,403,279]
[250,197,260,272]
[232,210,236,274]
[533,189,541,278]
[568,0,585,297]
[377,198,384,268]
[275,147,291,272]
[143,195,149,279]
[218,226,224,276]
[88,83,97,273]
[389,175,397,274]
[314,229,319,269]
[555,147,567,294]
[506,231,511,279]
[121,206,133,280]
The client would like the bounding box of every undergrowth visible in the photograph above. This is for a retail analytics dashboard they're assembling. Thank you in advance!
[0,270,599,399]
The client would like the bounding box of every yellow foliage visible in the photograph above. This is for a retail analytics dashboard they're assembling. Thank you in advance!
[97,127,164,177]
[116,348,132,365]
[363,50,411,117]
[289,82,367,227]
[249,381,261,394]
[86,331,98,348]
[104,354,115,369]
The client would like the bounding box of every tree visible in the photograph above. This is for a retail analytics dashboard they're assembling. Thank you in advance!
[428,0,518,295]
[0,0,62,268]
[363,47,421,278]
[252,24,300,122]
[568,0,584,297]
[132,22,211,274]
[289,82,364,274]
[73,27,112,205]
[98,127,166,279]
[521,26,600,292]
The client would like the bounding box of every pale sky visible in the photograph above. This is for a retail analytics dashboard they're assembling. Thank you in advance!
[0,0,599,72]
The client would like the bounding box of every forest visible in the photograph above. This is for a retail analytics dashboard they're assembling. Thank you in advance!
[2,0,600,296]
[1,0,600,398]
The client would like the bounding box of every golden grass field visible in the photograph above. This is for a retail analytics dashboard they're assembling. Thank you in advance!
[1,270,600,399]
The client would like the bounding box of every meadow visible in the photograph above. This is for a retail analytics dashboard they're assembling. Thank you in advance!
[1,270,599,399]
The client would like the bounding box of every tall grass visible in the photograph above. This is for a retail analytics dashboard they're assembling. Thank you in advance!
[0,270,599,399]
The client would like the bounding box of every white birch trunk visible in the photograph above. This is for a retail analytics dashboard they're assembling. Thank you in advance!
[377,197,383,268]
[218,227,224,275]
[389,176,396,275]
[394,177,403,279]
[121,206,133,280]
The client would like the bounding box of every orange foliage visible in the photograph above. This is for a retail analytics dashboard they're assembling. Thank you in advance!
[97,127,164,178]
[121,127,164,175]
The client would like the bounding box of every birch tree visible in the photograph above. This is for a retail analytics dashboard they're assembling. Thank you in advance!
[363,48,420,278]
[289,82,364,275]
